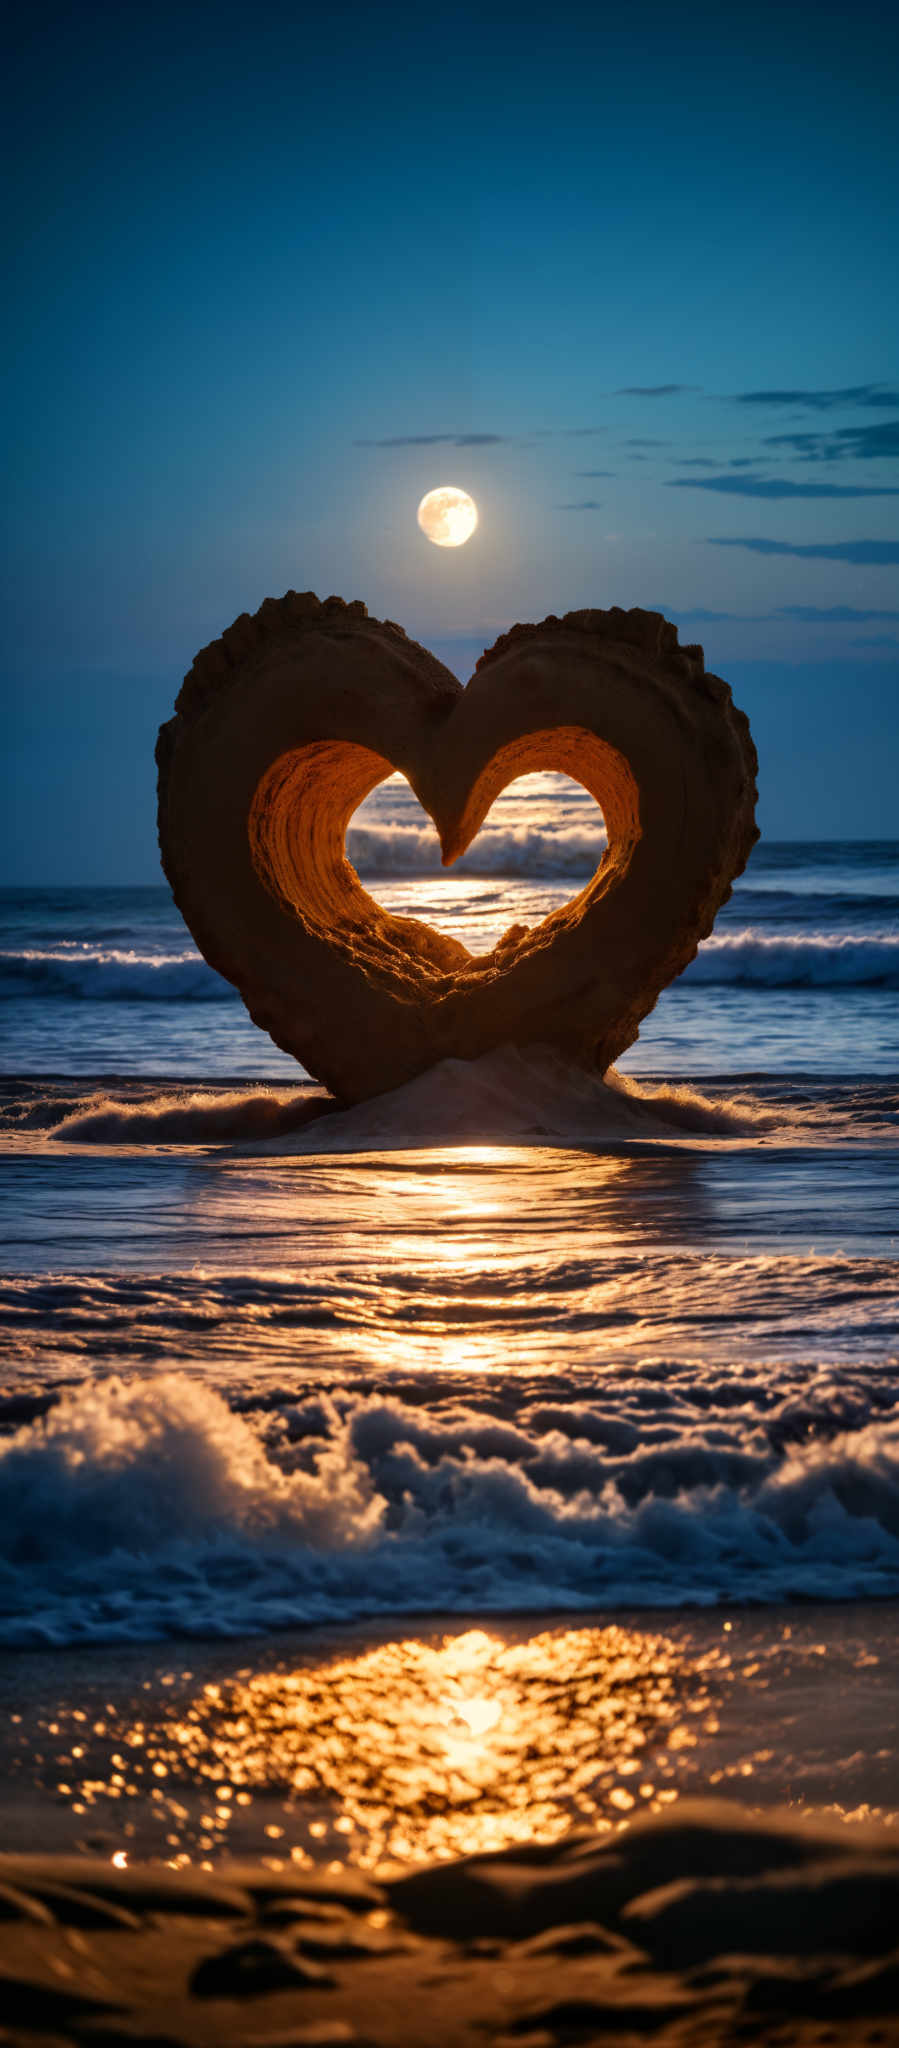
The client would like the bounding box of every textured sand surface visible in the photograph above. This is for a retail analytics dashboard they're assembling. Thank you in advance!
[2,1802,898,2045]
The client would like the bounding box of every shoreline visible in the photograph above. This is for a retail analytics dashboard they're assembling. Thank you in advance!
[2,1604,897,1868]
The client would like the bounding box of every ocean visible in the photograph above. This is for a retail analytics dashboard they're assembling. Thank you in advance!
[0,783,897,1873]
[1,780,896,1657]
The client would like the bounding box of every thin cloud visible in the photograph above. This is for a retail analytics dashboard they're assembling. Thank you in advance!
[731,385,899,411]
[764,432,834,462]
[615,384,697,397]
[850,634,899,648]
[670,474,899,499]
[778,605,899,621]
[661,607,750,622]
[708,538,899,564]
[355,432,509,447]
[624,437,669,447]
[573,469,616,478]
[676,457,718,467]
[653,603,899,624]
[764,420,899,463]
[556,499,604,510]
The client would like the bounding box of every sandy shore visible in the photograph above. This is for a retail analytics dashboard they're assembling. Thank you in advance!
[2,1606,897,2040]
[2,1800,899,2044]
[2,1606,897,1865]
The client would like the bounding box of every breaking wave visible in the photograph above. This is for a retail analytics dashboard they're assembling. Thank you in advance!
[33,1051,768,1147]
[4,930,898,1004]
[683,932,899,988]
[44,1087,331,1145]
[0,948,225,1000]
[346,820,606,877]
[1,1371,899,1646]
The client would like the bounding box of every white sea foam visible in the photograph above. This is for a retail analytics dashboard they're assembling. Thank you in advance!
[0,948,226,1000]
[46,1087,328,1145]
[37,1050,767,1148]
[1,1371,898,1645]
[3,930,897,1004]
[346,820,606,877]
[682,932,899,988]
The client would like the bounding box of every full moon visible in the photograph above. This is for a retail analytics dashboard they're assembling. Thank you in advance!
[417,485,478,548]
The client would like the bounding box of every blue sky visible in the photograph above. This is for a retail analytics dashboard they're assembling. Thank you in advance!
[3,0,898,878]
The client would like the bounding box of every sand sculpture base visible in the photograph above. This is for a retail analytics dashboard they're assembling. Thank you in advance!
[157,596,758,1102]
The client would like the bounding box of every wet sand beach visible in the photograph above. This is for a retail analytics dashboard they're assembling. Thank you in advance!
[1,1605,898,2040]
[1,1605,898,1864]
[2,1797,899,2045]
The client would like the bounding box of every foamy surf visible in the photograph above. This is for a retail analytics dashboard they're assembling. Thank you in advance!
[347,817,608,877]
[0,947,224,1000]
[687,931,899,988]
[32,1049,770,1150]
[2,1370,899,1646]
[3,930,897,1002]
[43,1086,329,1145]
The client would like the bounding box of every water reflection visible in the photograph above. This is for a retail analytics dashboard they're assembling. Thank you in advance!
[5,1128,890,1376]
[38,1624,725,1870]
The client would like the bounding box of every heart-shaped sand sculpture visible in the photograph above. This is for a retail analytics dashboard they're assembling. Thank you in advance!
[157,594,758,1102]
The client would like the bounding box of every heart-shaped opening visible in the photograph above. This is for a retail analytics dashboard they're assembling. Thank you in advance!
[249,726,641,991]
[348,768,609,957]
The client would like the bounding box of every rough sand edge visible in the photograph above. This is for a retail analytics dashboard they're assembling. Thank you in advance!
[243,1046,767,1155]
[2,1800,899,2044]
[33,1048,768,1153]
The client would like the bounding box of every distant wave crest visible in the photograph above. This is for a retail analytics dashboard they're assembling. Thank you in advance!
[683,931,899,988]
[2,929,897,1002]
[346,820,606,877]
[0,948,228,1001]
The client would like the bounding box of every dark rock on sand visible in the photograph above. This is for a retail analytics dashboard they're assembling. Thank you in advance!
[190,1935,336,1997]
[623,1854,899,1964]
[387,1797,899,1939]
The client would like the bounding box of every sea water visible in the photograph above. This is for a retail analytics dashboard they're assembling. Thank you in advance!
[0,787,897,1648]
